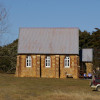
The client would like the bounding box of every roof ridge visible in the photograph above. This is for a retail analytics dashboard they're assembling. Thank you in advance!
[20,27,79,29]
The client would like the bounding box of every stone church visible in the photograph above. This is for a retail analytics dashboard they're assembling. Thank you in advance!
[15,28,80,79]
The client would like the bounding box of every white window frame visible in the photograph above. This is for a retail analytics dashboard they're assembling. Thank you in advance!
[64,56,70,68]
[26,56,32,67]
[45,56,51,68]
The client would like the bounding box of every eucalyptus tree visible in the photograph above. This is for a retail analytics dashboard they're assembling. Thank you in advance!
[0,4,8,45]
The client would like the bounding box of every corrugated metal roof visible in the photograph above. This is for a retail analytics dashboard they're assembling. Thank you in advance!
[18,28,79,54]
[82,48,93,62]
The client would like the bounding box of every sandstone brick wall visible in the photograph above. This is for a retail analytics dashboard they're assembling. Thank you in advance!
[16,54,79,79]
[71,55,79,79]
[41,55,59,78]
[85,63,93,75]
[60,55,79,79]
[15,55,40,77]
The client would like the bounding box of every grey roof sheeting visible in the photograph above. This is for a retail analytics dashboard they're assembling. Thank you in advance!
[82,48,93,62]
[18,28,79,54]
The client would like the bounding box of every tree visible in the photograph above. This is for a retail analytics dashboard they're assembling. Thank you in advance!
[79,30,91,48]
[0,39,18,73]
[91,28,100,69]
[90,28,100,48]
[0,4,8,45]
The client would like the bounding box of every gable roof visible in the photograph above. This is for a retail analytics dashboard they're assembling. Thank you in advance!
[18,28,79,54]
[82,48,93,62]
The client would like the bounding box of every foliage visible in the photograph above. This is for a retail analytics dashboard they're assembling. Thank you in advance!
[79,30,91,48]
[0,39,18,73]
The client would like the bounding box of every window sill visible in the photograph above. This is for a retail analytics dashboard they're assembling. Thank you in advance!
[45,66,51,68]
[65,66,70,68]
[26,66,32,68]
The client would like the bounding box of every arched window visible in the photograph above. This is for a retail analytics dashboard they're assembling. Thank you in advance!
[45,56,51,68]
[64,56,70,68]
[26,56,32,67]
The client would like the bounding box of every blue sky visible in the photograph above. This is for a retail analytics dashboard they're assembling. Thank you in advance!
[0,0,100,45]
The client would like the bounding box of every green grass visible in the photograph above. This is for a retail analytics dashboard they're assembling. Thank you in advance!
[0,73,99,100]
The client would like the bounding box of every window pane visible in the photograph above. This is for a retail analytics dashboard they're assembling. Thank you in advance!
[27,60,28,63]
[46,62,47,66]
[67,59,68,66]
[68,60,69,66]
[27,62,28,66]
[48,60,50,63]
[48,63,50,66]
[46,60,47,63]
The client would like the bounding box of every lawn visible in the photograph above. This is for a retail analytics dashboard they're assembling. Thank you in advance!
[0,73,99,100]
